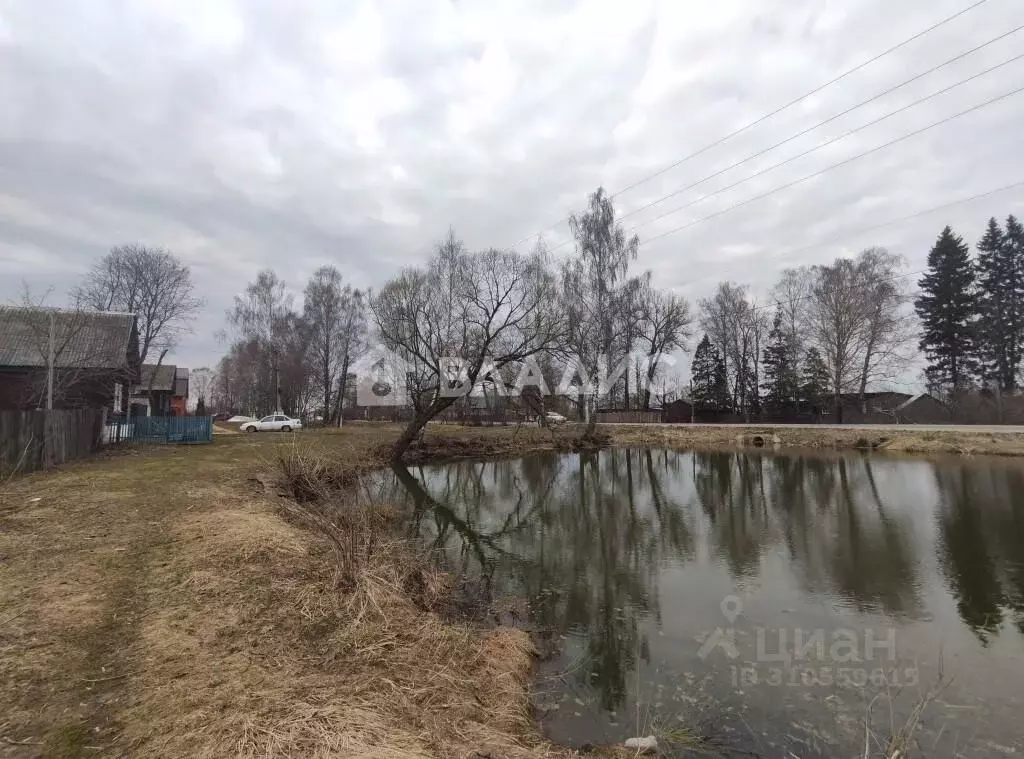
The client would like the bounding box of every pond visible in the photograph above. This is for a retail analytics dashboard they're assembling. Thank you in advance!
[361,448,1024,757]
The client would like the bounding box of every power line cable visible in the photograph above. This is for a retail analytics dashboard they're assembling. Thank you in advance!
[640,85,1024,247]
[509,0,993,249]
[620,52,1024,239]
[673,179,1024,316]
[770,179,1024,263]
[617,26,1024,225]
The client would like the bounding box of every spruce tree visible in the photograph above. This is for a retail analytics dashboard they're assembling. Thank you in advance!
[690,335,717,410]
[975,216,1024,391]
[800,348,830,413]
[711,348,731,411]
[1005,214,1024,387]
[762,309,799,409]
[915,226,978,393]
[693,334,732,412]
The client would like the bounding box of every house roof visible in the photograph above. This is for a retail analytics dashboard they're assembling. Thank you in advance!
[136,364,177,392]
[896,393,944,410]
[0,307,137,369]
[838,391,913,404]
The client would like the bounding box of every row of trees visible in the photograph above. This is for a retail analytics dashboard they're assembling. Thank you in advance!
[689,248,913,421]
[916,216,1024,393]
[213,268,367,423]
[78,195,1018,458]
[368,188,695,455]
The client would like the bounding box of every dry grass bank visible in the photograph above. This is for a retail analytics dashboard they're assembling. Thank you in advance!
[608,423,1024,457]
[0,426,631,759]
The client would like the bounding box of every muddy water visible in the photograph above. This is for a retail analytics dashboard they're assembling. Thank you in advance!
[362,448,1024,757]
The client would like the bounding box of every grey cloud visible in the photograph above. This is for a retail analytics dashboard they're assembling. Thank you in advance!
[1,0,1022,375]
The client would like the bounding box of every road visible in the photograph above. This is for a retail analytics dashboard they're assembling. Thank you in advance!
[601,422,1024,434]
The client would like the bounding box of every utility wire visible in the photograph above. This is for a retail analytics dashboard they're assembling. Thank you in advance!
[621,51,1024,239]
[509,0,992,249]
[671,179,1024,317]
[617,25,1024,225]
[770,179,1024,263]
[640,86,1024,247]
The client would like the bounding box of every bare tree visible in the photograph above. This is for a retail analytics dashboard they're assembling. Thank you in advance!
[636,285,693,409]
[74,244,202,365]
[303,267,366,422]
[699,282,755,413]
[371,232,560,460]
[805,259,865,422]
[190,367,215,413]
[852,248,914,412]
[332,289,367,424]
[227,270,295,413]
[741,303,770,420]
[278,311,316,416]
[769,267,812,362]
[615,274,648,410]
[563,187,640,431]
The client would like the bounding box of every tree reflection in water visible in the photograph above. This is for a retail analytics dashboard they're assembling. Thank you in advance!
[934,461,1024,641]
[374,447,1024,711]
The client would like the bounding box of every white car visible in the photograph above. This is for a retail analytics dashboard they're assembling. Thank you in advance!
[544,411,568,425]
[240,414,303,433]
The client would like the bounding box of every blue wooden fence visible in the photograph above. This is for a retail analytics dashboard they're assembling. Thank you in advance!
[105,416,213,445]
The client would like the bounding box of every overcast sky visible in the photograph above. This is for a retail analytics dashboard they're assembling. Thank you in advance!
[2,0,1023,381]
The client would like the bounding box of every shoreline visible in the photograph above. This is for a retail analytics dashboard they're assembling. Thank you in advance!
[3,424,1022,756]
[603,422,1024,457]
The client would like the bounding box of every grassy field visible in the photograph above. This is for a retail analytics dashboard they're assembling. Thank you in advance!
[0,425,630,759]
[2,421,1023,758]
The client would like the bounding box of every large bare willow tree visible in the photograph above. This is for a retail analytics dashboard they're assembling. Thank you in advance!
[371,231,560,460]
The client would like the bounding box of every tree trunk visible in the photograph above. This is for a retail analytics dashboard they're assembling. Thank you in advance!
[834,390,844,424]
[390,396,457,461]
[623,356,630,411]
[644,356,658,411]
[334,353,351,426]
[322,354,331,424]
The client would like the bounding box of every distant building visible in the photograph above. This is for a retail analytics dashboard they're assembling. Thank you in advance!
[129,364,190,416]
[661,398,694,423]
[837,391,913,421]
[894,393,950,424]
[0,306,139,411]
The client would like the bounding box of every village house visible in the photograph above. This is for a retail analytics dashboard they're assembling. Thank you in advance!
[0,306,140,412]
[129,364,190,417]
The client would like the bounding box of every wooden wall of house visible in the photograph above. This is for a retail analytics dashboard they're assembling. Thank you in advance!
[0,409,105,477]
[0,367,124,411]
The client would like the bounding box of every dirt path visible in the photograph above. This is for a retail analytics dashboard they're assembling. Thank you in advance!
[0,443,252,756]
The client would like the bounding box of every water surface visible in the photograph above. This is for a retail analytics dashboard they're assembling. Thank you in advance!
[362,448,1024,757]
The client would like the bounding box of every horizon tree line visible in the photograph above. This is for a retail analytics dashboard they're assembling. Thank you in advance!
[34,192,1023,457]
